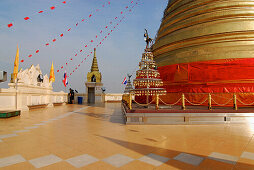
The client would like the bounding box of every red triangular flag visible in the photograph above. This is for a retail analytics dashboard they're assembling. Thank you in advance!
[38,11,43,13]
[68,28,71,31]
[62,1,66,4]
[60,34,63,37]
[46,43,49,46]
[50,6,55,10]
[53,39,56,42]
[36,50,39,53]
[24,17,30,20]
[28,54,32,58]
[7,23,13,28]
[21,59,24,62]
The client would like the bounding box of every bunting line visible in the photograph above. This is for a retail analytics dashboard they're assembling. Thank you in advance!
[19,1,111,64]
[56,0,137,73]
[66,0,140,77]
[7,1,68,29]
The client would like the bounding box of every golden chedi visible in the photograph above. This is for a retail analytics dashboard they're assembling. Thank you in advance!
[152,0,254,105]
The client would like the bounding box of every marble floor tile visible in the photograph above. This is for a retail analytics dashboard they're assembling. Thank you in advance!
[208,152,239,164]
[241,152,254,160]
[103,154,134,168]
[24,126,38,129]
[13,130,30,133]
[28,154,62,168]
[0,154,26,168]
[174,153,204,166]
[65,154,99,168]
[138,153,169,166]
[0,134,18,139]
[33,123,46,126]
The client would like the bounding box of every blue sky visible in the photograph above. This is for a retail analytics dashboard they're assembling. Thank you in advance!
[0,0,168,93]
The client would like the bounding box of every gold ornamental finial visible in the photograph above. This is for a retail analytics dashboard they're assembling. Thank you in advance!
[12,44,19,82]
[91,48,99,72]
[49,61,55,83]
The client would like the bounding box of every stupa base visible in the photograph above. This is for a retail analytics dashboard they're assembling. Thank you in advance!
[122,102,254,125]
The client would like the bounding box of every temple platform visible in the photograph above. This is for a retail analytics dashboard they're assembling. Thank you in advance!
[122,103,254,125]
[1,103,254,169]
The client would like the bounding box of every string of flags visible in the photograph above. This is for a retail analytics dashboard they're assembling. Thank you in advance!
[67,0,140,78]
[19,1,111,63]
[56,0,138,74]
[7,1,68,29]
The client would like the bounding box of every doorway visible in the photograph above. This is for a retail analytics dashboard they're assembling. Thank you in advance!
[88,87,95,104]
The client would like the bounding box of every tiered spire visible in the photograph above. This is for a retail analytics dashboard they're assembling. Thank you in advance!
[91,48,99,72]
[132,47,166,103]
[11,45,19,83]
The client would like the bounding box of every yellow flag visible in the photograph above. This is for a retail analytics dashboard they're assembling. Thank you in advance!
[49,61,55,83]
[13,45,19,80]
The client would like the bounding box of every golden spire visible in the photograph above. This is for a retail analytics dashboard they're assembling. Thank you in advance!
[49,61,55,83]
[12,44,19,81]
[91,48,99,72]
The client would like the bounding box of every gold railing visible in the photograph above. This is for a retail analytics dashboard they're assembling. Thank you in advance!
[122,93,254,110]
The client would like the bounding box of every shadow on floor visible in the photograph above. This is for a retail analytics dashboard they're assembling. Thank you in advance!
[96,135,253,169]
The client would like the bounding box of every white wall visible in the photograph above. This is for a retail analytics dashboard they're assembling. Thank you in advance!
[0,83,67,111]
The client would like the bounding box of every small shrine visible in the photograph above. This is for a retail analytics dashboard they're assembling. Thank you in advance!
[132,48,166,104]
[85,48,103,103]
[132,29,166,104]
[124,74,133,93]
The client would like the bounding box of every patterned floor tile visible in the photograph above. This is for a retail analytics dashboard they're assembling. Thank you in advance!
[65,154,99,168]
[241,152,254,160]
[103,154,134,168]
[33,123,46,126]
[208,152,238,164]
[174,153,204,166]
[138,153,170,166]
[0,154,26,168]
[0,134,18,139]
[24,126,38,129]
[13,130,30,133]
[28,154,62,168]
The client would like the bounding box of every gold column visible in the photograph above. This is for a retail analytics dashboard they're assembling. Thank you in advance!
[129,93,132,110]
[156,94,159,110]
[208,93,212,110]
[182,93,185,110]
[233,93,238,110]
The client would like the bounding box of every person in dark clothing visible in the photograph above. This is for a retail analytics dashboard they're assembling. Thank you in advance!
[68,88,75,104]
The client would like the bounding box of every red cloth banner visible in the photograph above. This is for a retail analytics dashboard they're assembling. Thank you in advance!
[158,58,254,93]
